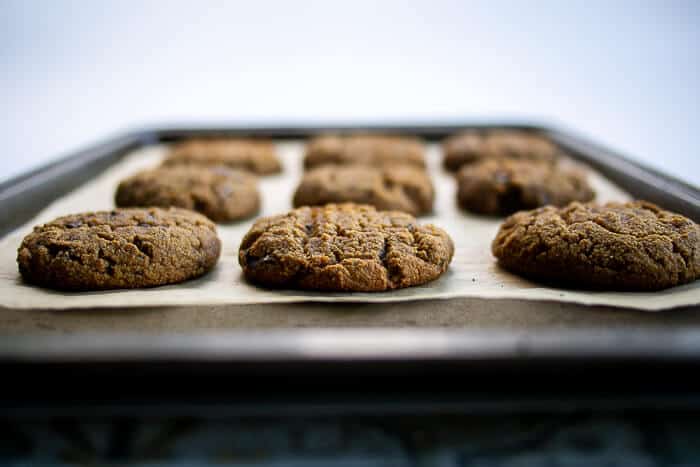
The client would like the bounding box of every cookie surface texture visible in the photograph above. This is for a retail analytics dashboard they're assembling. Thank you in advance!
[443,130,560,171]
[293,165,434,216]
[457,159,594,215]
[304,135,426,170]
[239,204,454,291]
[163,138,282,175]
[491,201,700,290]
[17,208,221,290]
[116,166,260,222]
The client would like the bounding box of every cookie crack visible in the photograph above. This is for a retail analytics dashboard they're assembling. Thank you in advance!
[588,219,621,235]
[95,230,114,241]
[44,243,86,265]
[405,223,416,247]
[131,237,154,260]
[672,240,690,270]
[301,212,314,264]
[44,243,71,259]
[566,219,682,242]
[98,248,118,276]
[379,236,389,268]
[405,223,437,265]
[642,243,673,274]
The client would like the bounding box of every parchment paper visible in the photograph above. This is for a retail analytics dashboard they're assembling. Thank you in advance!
[0,141,698,311]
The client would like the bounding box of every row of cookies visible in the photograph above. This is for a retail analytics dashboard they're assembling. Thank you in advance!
[16,132,700,293]
[18,198,700,293]
[116,131,595,220]
[115,134,436,219]
[239,199,700,292]
[293,131,595,218]
[299,131,600,219]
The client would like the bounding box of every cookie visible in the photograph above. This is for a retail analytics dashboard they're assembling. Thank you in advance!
[443,130,560,171]
[17,208,221,290]
[116,166,260,222]
[163,138,282,175]
[293,165,434,216]
[457,159,595,215]
[304,134,426,170]
[239,204,454,291]
[491,201,700,290]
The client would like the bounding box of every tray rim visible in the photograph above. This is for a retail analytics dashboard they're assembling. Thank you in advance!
[4,327,700,362]
[4,328,700,416]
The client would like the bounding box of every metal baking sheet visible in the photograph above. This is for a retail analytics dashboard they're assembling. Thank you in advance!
[1,123,699,414]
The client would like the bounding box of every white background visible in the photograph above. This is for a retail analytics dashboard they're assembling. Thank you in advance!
[2,0,698,186]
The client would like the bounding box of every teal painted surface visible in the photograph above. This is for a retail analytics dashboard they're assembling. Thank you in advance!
[2,414,700,466]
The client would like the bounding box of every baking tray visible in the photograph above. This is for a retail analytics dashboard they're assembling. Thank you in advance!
[1,122,700,416]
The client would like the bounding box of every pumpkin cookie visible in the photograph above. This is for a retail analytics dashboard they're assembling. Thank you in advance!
[116,166,260,222]
[163,138,281,175]
[17,208,221,290]
[457,159,594,215]
[239,204,454,291]
[293,165,434,216]
[443,130,561,171]
[304,134,426,170]
[491,201,700,290]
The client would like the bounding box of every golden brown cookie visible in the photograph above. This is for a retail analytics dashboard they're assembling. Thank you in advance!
[239,204,454,291]
[443,130,561,171]
[163,138,282,175]
[304,134,426,170]
[491,201,700,290]
[115,166,260,222]
[457,159,595,215]
[293,165,434,216]
[17,208,221,291]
